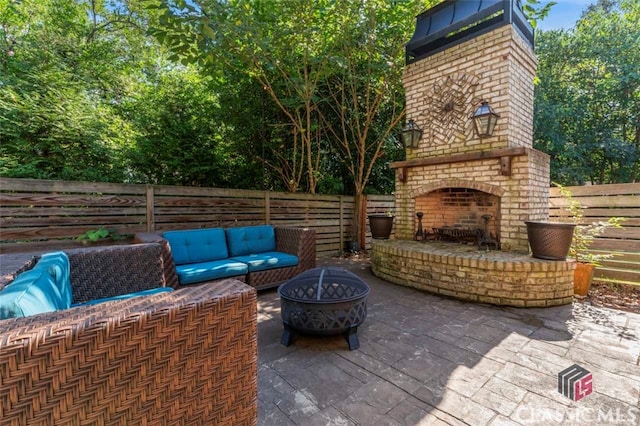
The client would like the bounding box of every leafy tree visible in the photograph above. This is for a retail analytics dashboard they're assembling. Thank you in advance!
[523,0,557,29]
[147,0,343,193]
[123,68,261,188]
[0,0,246,187]
[0,0,148,181]
[315,0,428,243]
[534,0,640,184]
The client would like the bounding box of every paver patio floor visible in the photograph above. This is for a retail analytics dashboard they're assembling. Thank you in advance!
[257,258,640,426]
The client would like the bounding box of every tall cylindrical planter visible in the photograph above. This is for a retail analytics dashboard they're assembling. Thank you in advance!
[574,262,595,296]
[525,221,576,261]
[369,215,394,239]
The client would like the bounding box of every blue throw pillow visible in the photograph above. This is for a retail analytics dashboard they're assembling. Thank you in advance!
[0,251,71,319]
[0,269,64,319]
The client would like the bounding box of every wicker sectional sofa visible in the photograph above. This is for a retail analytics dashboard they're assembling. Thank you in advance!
[0,243,258,425]
[136,225,316,290]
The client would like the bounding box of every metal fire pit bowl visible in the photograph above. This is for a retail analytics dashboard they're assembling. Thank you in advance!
[278,267,370,350]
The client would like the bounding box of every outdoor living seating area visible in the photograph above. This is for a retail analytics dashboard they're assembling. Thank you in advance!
[0,243,260,424]
[1,245,639,425]
[1,0,639,423]
[0,225,318,424]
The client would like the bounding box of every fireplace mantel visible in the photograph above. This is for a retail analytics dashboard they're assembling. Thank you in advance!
[390,147,528,182]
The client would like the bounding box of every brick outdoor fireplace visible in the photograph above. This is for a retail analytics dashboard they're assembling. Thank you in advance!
[414,183,501,246]
[370,0,575,307]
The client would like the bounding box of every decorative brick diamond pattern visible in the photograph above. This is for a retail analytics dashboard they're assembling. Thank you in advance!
[424,73,480,146]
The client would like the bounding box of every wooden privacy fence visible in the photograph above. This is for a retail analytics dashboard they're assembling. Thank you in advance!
[1,178,638,284]
[549,183,640,284]
[0,178,364,257]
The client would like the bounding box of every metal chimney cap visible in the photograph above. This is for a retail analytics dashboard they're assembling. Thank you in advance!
[406,0,534,64]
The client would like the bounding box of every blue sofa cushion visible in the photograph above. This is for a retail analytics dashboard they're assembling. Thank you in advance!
[230,252,298,273]
[226,226,276,257]
[76,287,173,306]
[175,260,249,285]
[0,251,71,319]
[163,228,229,265]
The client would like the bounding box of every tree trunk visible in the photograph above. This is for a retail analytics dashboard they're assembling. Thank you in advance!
[354,194,366,250]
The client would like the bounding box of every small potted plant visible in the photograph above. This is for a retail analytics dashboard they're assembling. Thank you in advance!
[77,227,122,246]
[368,211,394,239]
[557,185,625,296]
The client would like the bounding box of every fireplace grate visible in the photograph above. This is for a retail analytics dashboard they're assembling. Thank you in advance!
[433,226,482,243]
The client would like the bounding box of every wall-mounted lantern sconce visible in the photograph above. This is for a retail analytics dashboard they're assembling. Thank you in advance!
[402,119,422,148]
[472,101,499,137]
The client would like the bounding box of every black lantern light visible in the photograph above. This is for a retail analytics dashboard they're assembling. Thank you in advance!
[472,101,500,137]
[402,119,422,148]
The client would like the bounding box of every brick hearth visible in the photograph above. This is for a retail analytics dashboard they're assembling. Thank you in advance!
[371,240,574,307]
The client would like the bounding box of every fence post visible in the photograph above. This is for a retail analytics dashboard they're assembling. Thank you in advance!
[264,191,271,224]
[146,184,155,232]
[356,194,367,250]
[339,196,344,252]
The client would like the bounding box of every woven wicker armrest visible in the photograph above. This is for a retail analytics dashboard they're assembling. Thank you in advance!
[134,232,180,289]
[0,279,258,426]
[274,226,316,271]
[246,227,315,290]
[65,243,179,304]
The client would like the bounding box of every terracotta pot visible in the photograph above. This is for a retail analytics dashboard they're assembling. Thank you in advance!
[574,262,595,296]
[525,221,576,260]
[369,215,394,239]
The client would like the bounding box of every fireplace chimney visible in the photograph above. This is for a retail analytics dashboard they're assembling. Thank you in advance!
[391,0,549,253]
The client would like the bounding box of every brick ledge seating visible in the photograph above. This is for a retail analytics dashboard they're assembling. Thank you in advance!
[0,243,257,425]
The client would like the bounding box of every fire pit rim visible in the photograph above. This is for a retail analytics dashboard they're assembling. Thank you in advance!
[277,267,370,304]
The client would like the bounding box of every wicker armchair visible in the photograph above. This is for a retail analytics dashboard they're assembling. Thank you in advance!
[0,244,258,425]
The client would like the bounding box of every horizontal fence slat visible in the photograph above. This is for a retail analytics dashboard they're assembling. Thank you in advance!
[0,193,146,207]
[594,268,640,284]
[1,216,146,227]
[0,224,147,241]
[153,185,264,198]
[0,177,147,194]
[0,207,147,217]
[590,238,640,252]
[550,208,640,219]
[550,195,640,209]
[550,183,640,197]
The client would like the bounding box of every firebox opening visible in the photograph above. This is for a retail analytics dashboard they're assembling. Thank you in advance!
[414,188,500,246]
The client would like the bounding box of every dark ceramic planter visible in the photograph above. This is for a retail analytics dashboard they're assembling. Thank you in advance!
[369,215,394,239]
[525,221,576,261]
